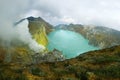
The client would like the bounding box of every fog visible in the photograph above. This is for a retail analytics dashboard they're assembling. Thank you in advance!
[0,0,45,52]
[15,19,45,52]
[24,0,120,30]
[0,0,120,51]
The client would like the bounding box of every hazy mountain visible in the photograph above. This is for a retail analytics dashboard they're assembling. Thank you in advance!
[55,24,120,48]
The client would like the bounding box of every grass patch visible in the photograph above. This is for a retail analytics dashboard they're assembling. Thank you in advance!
[31,67,46,77]
[90,55,120,64]
[94,65,120,78]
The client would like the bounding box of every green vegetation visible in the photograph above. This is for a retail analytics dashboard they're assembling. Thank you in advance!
[90,55,120,64]
[31,67,46,77]
[94,65,120,78]
[0,68,27,80]
[0,45,120,80]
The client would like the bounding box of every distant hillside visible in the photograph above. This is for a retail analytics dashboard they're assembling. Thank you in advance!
[56,24,120,48]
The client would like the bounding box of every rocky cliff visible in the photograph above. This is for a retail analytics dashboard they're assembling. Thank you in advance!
[0,17,64,65]
[27,16,53,47]
[56,24,120,48]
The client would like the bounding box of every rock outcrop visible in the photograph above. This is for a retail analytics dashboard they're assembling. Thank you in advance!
[27,16,53,47]
[56,24,120,48]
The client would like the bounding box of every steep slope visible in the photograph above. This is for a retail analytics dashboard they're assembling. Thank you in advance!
[56,24,120,48]
[0,16,64,65]
[27,16,53,47]
[27,16,53,34]
[0,45,120,80]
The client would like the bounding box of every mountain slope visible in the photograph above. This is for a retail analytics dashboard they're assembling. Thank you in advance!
[0,17,64,65]
[27,16,53,34]
[56,24,120,48]
[0,45,120,80]
[27,16,53,47]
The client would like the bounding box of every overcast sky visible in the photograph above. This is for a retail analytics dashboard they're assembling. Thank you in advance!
[1,0,120,31]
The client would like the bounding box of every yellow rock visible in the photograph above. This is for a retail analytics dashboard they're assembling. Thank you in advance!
[28,19,49,49]
[32,25,48,47]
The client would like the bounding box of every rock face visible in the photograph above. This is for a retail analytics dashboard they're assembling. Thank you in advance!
[56,24,120,48]
[27,16,53,34]
[31,49,65,64]
[27,16,53,47]
[0,17,64,65]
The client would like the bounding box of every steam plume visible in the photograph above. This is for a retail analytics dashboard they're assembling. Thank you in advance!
[0,0,45,52]
[15,19,45,52]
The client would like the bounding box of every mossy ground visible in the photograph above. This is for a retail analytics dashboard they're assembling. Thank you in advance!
[0,46,120,80]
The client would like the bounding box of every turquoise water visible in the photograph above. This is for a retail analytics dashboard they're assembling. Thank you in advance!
[47,30,99,59]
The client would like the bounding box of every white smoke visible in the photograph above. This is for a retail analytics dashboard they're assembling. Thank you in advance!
[0,0,45,52]
[15,19,45,53]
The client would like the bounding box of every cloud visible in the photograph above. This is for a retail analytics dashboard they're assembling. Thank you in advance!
[0,0,30,39]
[60,17,76,24]
[15,19,45,52]
[0,0,120,54]
[1,0,120,39]
[23,0,120,30]
[0,0,45,52]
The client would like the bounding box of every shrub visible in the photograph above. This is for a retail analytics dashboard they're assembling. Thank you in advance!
[31,67,46,77]
[94,65,120,78]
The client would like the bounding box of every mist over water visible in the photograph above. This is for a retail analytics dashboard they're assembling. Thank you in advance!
[47,30,99,59]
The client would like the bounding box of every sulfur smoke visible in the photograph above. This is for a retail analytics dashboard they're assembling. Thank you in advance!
[0,0,45,52]
[15,19,45,52]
